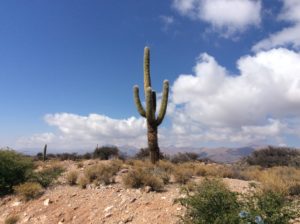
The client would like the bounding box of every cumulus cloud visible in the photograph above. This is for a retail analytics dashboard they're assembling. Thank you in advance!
[169,48,300,146]
[253,0,300,51]
[18,113,147,151]
[17,48,300,149]
[172,0,261,37]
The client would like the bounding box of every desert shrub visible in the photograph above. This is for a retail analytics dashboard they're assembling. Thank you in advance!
[179,178,300,224]
[122,167,164,191]
[28,165,64,187]
[170,152,199,164]
[93,146,119,160]
[246,146,300,167]
[241,166,300,196]
[82,152,92,160]
[0,149,34,195]
[84,163,118,185]
[77,175,89,189]
[66,170,78,185]
[179,178,240,224]
[134,148,165,160]
[157,160,174,173]
[241,190,300,224]
[173,166,193,184]
[77,161,84,168]
[5,215,19,224]
[14,182,43,201]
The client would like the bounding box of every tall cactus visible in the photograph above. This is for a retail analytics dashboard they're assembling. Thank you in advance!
[133,47,169,164]
[43,144,47,161]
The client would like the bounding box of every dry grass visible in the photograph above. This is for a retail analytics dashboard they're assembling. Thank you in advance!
[77,175,89,189]
[14,182,44,201]
[240,166,300,195]
[4,215,19,224]
[122,167,164,191]
[84,161,121,185]
[66,170,79,186]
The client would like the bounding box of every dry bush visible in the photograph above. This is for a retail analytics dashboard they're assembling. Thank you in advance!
[173,166,193,184]
[241,166,300,195]
[84,162,119,185]
[157,160,174,174]
[66,170,78,185]
[77,175,89,189]
[14,182,43,201]
[5,215,19,224]
[122,167,164,191]
[77,161,84,168]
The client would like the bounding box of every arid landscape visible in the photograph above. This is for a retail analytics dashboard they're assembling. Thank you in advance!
[1,147,300,224]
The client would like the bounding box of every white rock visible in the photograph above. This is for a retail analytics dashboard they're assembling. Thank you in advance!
[43,198,51,206]
[11,201,21,207]
[104,205,114,212]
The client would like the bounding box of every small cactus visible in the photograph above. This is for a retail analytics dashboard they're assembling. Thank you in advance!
[133,47,169,164]
[43,144,47,161]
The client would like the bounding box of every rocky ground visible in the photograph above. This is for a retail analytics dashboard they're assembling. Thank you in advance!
[0,160,298,224]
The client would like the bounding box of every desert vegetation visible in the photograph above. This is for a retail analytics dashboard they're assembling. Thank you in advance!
[1,145,300,223]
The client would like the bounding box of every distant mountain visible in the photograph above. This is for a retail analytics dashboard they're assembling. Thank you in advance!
[160,146,260,163]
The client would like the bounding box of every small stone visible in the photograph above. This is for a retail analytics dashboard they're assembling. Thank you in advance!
[129,198,136,203]
[123,215,134,223]
[11,201,21,207]
[177,207,182,211]
[104,213,112,218]
[104,205,114,212]
[161,196,166,200]
[144,186,152,193]
[43,198,51,206]
[71,193,77,197]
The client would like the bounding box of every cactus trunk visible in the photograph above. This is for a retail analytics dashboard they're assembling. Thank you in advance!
[43,144,47,161]
[133,47,169,164]
[147,122,159,164]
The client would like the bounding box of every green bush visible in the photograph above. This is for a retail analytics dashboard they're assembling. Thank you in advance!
[246,146,300,167]
[0,149,34,195]
[179,178,300,224]
[93,146,119,160]
[28,166,64,187]
[241,190,300,224]
[14,182,43,201]
[179,178,240,224]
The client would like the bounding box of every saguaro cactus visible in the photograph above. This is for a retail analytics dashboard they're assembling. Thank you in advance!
[43,144,47,161]
[133,47,169,164]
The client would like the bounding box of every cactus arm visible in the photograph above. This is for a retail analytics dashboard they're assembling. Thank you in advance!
[156,80,169,126]
[133,85,146,117]
[152,90,157,114]
[144,47,151,92]
[146,87,155,123]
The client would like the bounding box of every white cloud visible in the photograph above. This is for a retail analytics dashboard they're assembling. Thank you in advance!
[160,15,174,31]
[253,0,300,51]
[17,48,300,149]
[169,48,300,146]
[172,0,261,37]
[17,113,147,152]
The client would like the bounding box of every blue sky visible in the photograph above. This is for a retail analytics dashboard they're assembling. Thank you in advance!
[1,0,300,153]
